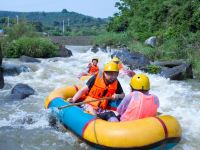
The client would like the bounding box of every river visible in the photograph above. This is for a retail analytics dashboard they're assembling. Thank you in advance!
[0,46,200,150]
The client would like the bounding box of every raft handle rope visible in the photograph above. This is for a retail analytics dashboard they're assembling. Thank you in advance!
[154,117,168,139]
[154,117,168,149]
[93,119,99,144]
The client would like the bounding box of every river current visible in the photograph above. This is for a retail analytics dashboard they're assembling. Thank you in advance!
[0,46,199,150]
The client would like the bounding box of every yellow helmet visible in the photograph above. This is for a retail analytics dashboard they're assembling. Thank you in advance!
[130,74,150,91]
[112,56,120,62]
[104,61,119,72]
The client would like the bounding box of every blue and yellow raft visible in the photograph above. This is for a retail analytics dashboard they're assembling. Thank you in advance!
[44,86,182,149]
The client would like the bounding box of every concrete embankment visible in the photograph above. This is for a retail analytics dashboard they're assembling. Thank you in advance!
[49,36,94,46]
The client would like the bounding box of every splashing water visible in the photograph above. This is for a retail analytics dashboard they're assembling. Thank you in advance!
[0,46,200,150]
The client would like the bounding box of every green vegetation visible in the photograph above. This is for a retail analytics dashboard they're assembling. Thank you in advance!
[0,3,199,78]
[94,32,129,46]
[1,21,58,58]
[0,10,107,36]
[3,37,58,58]
[146,65,161,74]
[94,0,200,79]
[4,21,38,41]
[0,10,107,58]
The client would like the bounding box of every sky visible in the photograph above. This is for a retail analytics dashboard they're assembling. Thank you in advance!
[0,0,120,18]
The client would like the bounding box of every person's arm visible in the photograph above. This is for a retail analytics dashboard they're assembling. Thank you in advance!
[71,85,89,103]
[154,95,160,107]
[71,75,96,103]
[86,75,96,88]
[86,63,92,73]
[112,93,125,100]
[117,94,132,115]
[112,81,125,100]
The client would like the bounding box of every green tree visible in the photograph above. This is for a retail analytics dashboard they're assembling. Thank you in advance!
[61,9,68,13]
[32,21,43,32]
[104,0,200,78]
[5,21,38,41]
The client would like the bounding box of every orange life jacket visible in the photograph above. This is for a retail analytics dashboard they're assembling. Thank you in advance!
[118,63,124,70]
[84,72,118,110]
[120,91,158,121]
[88,63,99,75]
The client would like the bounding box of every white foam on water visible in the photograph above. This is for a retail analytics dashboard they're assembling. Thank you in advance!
[0,109,50,129]
[1,47,200,149]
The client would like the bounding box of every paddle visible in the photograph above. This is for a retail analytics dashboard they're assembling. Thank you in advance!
[58,97,113,110]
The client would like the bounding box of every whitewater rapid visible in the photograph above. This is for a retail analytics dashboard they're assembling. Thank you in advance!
[0,46,199,150]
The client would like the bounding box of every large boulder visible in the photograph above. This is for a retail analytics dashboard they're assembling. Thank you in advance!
[0,53,2,66]
[99,44,108,53]
[112,50,150,69]
[153,60,193,80]
[145,36,157,47]
[57,45,72,57]
[0,41,4,88]
[0,67,4,89]
[0,41,2,66]
[20,55,41,63]
[3,63,31,76]
[10,83,35,99]
[90,45,99,53]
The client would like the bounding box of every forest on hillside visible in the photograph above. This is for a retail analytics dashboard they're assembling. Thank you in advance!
[0,9,107,36]
[107,0,199,40]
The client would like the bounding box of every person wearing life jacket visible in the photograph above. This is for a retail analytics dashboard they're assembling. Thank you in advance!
[70,61,125,115]
[112,56,124,71]
[112,56,135,77]
[78,58,99,78]
[87,58,99,75]
[116,74,159,122]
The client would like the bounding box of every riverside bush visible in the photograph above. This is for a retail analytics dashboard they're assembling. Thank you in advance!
[5,21,38,41]
[3,37,58,58]
[146,65,161,74]
[94,32,129,46]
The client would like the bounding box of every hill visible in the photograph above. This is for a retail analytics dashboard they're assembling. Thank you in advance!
[0,10,106,27]
[0,10,107,35]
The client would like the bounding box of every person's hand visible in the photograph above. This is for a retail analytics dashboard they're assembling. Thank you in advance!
[112,94,120,100]
[65,98,73,102]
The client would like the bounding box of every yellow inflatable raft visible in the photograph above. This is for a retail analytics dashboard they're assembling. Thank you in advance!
[45,86,182,149]
[80,75,92,81]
